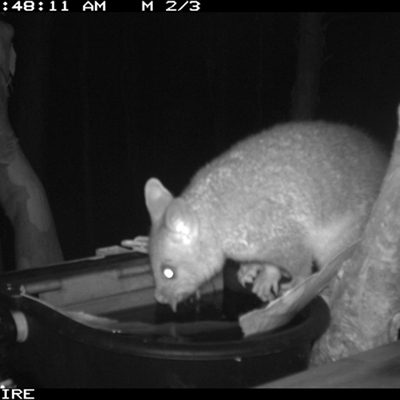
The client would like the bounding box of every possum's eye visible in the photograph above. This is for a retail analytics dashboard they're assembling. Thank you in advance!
[162,265,175,279]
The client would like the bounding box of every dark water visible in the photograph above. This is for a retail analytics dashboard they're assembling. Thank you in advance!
[101,259,299,344]
[102,275,286,344]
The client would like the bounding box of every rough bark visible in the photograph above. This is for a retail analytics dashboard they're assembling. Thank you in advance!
[311,106,400,365]
[0,19,63,270]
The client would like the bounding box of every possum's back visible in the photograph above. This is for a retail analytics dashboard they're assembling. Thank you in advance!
[182,121,388,244]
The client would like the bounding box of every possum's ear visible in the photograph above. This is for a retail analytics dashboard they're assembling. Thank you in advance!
[145,178,174,223]
[165,198,199,244]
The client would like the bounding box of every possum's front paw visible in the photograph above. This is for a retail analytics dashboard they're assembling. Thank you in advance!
[252,265,283,302]
[238,264,283,302]
[237,263,261,287]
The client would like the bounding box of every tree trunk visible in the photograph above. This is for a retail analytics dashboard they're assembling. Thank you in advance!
[311,106,400,365]
[291,12,324,120]
[0,19,63,270]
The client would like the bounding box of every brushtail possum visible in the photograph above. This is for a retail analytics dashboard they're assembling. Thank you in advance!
[145,121,388,311]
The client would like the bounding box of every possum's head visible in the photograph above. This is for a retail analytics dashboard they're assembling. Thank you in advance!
[145,178,221,311]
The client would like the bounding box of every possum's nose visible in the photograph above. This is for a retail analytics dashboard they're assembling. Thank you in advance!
[154,290,168,304]
[154,289,179,312]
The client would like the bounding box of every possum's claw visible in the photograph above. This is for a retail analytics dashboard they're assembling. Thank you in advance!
[238,263,287,302]
[252,266,282,302]
[237,263,261,286]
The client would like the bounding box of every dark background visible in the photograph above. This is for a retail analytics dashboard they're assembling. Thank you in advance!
[3,12,400,265]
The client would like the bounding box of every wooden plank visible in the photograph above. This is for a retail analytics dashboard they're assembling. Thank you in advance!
[260,340,400,388]
[62,287,156,314]
[40,268,154,306]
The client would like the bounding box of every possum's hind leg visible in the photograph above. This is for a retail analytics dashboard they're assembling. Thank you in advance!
[238,263,291,302]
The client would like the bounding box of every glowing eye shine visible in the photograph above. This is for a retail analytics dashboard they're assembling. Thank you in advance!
[163,267,174,279]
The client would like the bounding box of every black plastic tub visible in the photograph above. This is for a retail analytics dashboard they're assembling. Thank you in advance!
[4,294,329,388]
[0,254,330,388]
